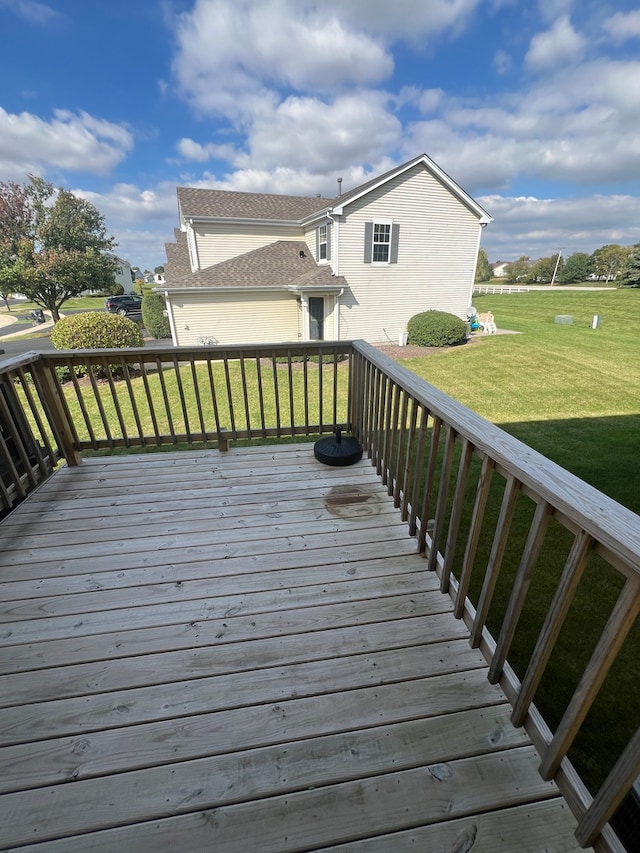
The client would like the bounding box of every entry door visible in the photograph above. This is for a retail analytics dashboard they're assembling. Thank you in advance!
[308,297,325,340]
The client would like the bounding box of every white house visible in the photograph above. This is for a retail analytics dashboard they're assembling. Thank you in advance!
[109,255,135,294]
[160,154,492,346]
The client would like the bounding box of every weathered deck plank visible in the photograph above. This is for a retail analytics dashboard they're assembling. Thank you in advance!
[0,445,588,851]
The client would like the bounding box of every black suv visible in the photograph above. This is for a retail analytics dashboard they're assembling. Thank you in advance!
[105,294,143,316]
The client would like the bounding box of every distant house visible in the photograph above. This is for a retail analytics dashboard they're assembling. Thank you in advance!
[83,254,134,296]
[161,153,492,346]
[492,262,509,278]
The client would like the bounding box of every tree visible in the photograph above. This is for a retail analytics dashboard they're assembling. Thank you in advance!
[618,243,640,288]
[154,265,165,274]
[559,252,591,284]
[0,176,116,321]
[530,254,563,283]
[506,256,532,283]
[474,248,491,282]
[590,244,629,282]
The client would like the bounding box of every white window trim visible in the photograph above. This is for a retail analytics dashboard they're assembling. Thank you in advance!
[371,219,393,265]
[318,223,328,264]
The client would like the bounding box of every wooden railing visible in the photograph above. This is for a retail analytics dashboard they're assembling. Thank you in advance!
[0,352,64,515]
[1,339,638,850]
[350,341,638,852]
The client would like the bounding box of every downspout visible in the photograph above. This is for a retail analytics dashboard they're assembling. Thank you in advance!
[164,290,178,346]
[327,211,340,276]
[186,219,201,272]
[334,287,344,340]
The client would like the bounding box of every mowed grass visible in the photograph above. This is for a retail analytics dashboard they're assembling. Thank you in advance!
[399,288,640,513]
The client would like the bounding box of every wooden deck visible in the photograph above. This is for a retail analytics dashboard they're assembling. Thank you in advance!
[0,443,589,852]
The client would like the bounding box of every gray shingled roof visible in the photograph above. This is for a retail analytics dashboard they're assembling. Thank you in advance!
[166,240,347,290]
[163,230,191,282]
[177,188,334,222]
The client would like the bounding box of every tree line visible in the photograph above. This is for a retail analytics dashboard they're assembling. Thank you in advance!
[477,244,640,287]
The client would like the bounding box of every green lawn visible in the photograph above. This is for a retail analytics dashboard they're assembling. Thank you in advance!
[400,288,640,514]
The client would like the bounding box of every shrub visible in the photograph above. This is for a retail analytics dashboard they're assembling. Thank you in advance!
[406,310,467,347]
[50,312,144,378]
[142,292,171,339]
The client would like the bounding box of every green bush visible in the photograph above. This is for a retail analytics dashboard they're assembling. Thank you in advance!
[50,312,144,378]
[142,292,171,339]
[407,310,467,347]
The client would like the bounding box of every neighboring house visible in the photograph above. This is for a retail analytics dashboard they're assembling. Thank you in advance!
[160,153,492,346]
[492,262,509,278]
[82,254,134,296]
[112,255,135,294]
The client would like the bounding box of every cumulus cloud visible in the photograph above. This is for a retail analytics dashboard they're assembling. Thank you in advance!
[173,0,393,120]
[603,10,640,43]
[172,0,484,121]
[0,108,133,180]
[526,15,586,71]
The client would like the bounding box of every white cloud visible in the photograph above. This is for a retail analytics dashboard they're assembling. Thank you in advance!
[479,193,640,261]
[172,0,484,122]
[0,108,133,180]
[173,0,393,120]
[74,181,179,268]
[0,0,62,25]
[603,10,640,43]
[526,15,586,71]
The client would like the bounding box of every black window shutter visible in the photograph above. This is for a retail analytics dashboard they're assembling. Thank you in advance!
[390,223,400,264]
[364,222,373,263]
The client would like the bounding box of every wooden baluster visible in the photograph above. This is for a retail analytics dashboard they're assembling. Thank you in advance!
[488,499,552,683]
[511,530,594,727]
[440,437,474,593]
[455,454,495,618]
[471,474,520,648]
[427,424,456,574]
[539,575,640,781]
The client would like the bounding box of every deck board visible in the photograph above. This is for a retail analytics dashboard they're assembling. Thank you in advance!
[0,444,589,851]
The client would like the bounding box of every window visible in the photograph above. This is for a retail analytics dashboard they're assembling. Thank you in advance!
[364,221,399,264]
[317,224,328,261]
[372,223,391,263]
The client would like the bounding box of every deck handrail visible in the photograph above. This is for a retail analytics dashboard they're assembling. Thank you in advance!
[1,339,638,850]
[350,340,637,851]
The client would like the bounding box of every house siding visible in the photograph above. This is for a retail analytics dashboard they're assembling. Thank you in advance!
[335,163,481,343]
[170,290,300,346]
[194,223,304,269]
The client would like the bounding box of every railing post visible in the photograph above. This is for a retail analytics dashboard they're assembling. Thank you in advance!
[34,359,81,466]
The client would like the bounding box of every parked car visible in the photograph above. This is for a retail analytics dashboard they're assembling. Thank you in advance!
[105,294,143,316]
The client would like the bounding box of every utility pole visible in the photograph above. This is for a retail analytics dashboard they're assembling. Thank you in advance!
[550,249,562,286]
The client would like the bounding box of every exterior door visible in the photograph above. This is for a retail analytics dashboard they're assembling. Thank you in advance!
[308,297,325,340]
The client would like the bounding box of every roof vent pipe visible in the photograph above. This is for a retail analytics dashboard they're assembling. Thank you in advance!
[337,177,342,196]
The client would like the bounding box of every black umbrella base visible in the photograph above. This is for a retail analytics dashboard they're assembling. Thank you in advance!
[314,429,363,467]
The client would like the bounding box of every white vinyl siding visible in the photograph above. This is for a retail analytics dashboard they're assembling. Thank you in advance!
[194,222,304,269]
[304,220,331,263]
[336,162,482,343]
[170,291,300,346]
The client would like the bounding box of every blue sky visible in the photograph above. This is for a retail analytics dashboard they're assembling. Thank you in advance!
[1,0,640,271]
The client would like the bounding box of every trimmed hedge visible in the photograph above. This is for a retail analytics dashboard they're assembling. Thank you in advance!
[407,310,467,347]
[50,312,145,379]
[142,292,171,339]
[51,312,145,349]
